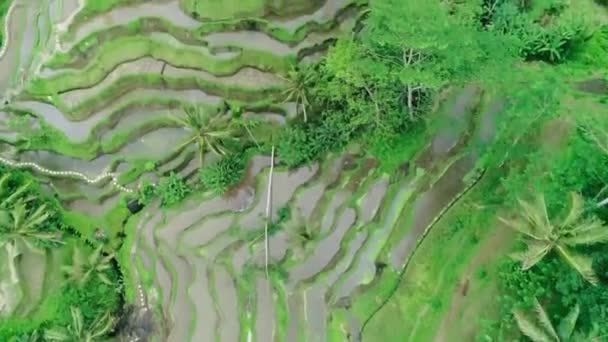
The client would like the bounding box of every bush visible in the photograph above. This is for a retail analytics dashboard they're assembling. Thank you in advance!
[137,181,157,206]
[277,126,319,167]
[0,273,122,340]
[0,166,65,237]
[492,1,588,63]
[156,173,189,207]
[200,153,246,195]
[277,114,353,168]
[277,205,291,223]
[488,253,608,339]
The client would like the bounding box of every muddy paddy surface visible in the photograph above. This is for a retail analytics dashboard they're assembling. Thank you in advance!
[0,1,491,341]
[126,149,401,340]
[68,1,200,45]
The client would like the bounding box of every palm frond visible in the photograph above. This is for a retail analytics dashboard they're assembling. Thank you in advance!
[533,298,559,341]
[43,328,70,341]
[26,204,50,228]
[499,216,544,240]
[519,195,553,238]
[560,192,585,229]
[70,306,84,336]
[513,309,555,342]
[0,173,10,193]
[97,272,113,285]
[88,311,115,339]
[558,303,580,340]
[208,140,227,156]
[3,181,33,206]
[11,202,26,231]
[88,245,103,266]
[521,240,553,270]
[555,244,599,285]
[561,218,608,246]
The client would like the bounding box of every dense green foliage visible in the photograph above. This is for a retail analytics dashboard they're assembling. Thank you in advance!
[0,167,63,227]
[478,125,608,339]
[486,0,589,63]
[500,192,608,285]
[155,172,190,207]
[0,167,122,340]
[315,0,608,340]
[0,0,10,47]
[2,0,607,340]
[172,106,240,167]
[276,0,520,167]
[0,275,121,341]
[199,153,246,195]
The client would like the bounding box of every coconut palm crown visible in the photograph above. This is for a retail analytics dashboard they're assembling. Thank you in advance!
[513,298,580,342]
[44,306,114,342]
[172,105,238,167]
[281,66,315,122]
[500,192,608,285]
[0,174,62,252]
[61,245,115,287]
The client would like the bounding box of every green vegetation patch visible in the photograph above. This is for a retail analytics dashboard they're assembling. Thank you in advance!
[0,167,123,340]
[32,35,293,96]
[181,0,324,20]
[0,0,11,48]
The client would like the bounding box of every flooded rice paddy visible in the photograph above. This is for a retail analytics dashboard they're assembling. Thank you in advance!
[0,0,497,340]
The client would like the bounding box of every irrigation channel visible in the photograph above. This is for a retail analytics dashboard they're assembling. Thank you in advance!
[0,1,501,341]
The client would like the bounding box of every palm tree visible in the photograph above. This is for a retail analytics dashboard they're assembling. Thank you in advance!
[44,307,114,342]
[281,66,314,122]
[0,174,61,253]
[0,199,62,253]
[13,329,42,342]
[500,192,608,285]
[172,105,238,167]
[0,174,33,208]
[61,245,114,287]
[513,298,580,342]
[233,116,261,149]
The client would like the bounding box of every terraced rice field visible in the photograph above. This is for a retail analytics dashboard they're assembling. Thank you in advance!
[127,85,493,341]
[0,0,501,341]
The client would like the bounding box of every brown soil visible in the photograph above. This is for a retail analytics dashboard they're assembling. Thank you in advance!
[433,222,515,342]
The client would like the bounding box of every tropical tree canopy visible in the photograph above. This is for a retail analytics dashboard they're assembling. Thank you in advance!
[0,174,61,253]
[0,200,61,253]
[61,245,115,287]
[172,105,239,167]
[500,192,608,285]
[513,298,580,342]
[281,65,315,122]
[44,307,114,342]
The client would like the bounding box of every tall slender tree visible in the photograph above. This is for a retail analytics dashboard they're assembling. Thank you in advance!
[281,66,315,122]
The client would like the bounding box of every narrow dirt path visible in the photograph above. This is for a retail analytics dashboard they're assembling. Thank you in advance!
[433,223,514,342]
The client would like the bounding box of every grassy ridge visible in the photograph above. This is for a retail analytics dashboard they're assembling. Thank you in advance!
[362,172,514,341]
[32,35,294,95]
[0,0,11,48]
[55,1,363,62]
[180,0,325,20]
